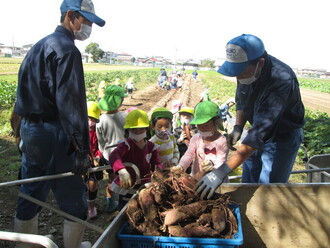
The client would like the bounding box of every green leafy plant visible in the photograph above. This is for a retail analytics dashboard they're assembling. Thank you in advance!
[298,78,330,93]
[0,81,17,109]
[302,110,330,157]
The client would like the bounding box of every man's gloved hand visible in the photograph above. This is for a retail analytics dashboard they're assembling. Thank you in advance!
[72,153,89,175]
[118,168,132,189]
[201,159,214,173]
[227,125,243,149]
[195,163,232,199]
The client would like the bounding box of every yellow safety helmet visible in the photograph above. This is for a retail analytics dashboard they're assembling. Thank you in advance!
[87,101,101,120]
[124,109,150,129]
[179,107,194,116]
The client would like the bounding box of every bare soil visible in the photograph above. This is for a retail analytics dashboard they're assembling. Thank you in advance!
[0,75,206,248]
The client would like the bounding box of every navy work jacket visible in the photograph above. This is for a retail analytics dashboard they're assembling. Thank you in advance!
[14,25,89,154]
[236,54,305,150]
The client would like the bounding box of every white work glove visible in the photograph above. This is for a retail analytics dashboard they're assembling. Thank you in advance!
[227,125,243,150]
[118,168,132,189]
[201,159,214,173]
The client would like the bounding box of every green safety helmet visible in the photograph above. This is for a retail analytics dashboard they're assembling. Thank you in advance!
[151,107,173,121]
[190,101,219,125]
[98,85,128,111]
[124,109,149,129]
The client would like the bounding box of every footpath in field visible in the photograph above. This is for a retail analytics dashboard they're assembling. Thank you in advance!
[120,75,206,114]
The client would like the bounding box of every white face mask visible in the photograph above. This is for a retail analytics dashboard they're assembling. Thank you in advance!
[180,117,192,125]
[88,120,96,128]
[199,130,214,137]
[73,18,92,41]
[155,129,170,140]
[238,62,261,85]
[129,131,146,142]
[198,126,215,138]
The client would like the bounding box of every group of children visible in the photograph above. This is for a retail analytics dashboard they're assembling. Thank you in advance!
[84,79,236,218]
[158,68,186,90]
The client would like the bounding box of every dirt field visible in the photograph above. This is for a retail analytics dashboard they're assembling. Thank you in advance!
[0,75,206,248]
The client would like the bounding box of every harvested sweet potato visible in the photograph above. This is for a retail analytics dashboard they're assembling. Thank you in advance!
[126,170,238,239]
[163,200,209,226]
[197,213,212,226]
[138,187,158,222]
[212,205,226,233]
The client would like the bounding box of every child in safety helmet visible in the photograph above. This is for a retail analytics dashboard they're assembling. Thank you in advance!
[124,77,135,98]
[219,97,236,133]
[173,101,229,177]
[149,108,180,169]
[173,108,197,158]
[219,98,235,124]
[96,85,128,213]
[109,109,162,209]
[85,101,104,219]
[171,99,183,129]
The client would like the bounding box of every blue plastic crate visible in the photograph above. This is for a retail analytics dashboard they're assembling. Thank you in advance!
[117,203,243,248]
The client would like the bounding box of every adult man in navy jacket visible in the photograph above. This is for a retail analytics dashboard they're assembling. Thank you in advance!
[13,0,105,247]
[196,34,305,199]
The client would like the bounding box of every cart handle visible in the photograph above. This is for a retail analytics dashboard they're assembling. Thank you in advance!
[0,165,111,187]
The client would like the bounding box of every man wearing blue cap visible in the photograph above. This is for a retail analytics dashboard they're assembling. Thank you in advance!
[196,34,305,199]
[13,1,105,247]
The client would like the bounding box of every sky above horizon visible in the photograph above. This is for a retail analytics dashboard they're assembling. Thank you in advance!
[1,0,329,71]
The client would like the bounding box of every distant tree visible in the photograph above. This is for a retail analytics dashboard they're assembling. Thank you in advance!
[131,57,136,63]
[201,58,215,68]
[85,42,104,63]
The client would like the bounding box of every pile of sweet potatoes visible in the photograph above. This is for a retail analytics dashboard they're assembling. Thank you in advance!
[126,170,238,238]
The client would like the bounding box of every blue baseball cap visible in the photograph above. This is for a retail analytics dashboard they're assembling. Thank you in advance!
[218,34,265,77]
[60,0,105,27]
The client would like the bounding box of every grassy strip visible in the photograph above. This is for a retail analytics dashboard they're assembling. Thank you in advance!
[298,78,330,93]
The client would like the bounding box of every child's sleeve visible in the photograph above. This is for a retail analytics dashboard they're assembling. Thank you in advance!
[170,137,180,165]
[178,135,198,170]
[96,123,105,154]
[150,142,163,171]
[214,136,229,169]
[109,142,129,173]
[95,147,103,159]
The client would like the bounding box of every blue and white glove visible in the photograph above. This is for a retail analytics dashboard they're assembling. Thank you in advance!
[195,163,232,199]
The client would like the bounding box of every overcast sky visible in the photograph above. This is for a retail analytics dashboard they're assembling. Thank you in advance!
[1,0,329,70]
